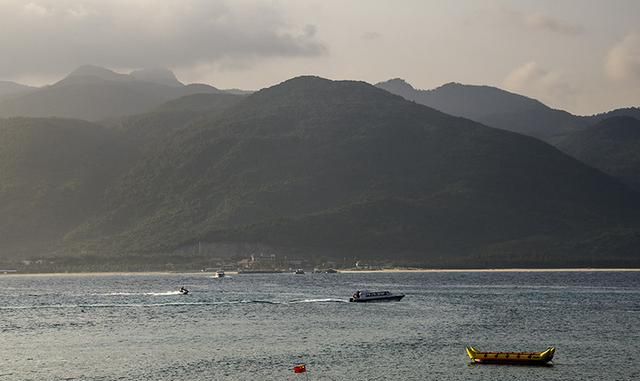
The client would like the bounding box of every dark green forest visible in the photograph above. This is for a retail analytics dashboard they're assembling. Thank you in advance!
[2,72,640,271]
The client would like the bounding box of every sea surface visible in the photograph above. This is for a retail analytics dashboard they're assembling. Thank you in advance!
[1,270,639,380]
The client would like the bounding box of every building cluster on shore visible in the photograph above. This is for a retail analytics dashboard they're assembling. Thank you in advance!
[202,253,341,273]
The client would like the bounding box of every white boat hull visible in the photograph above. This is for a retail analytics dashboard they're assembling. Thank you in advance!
[349,294,404,302]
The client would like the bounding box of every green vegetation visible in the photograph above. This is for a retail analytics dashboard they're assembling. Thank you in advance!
[376,79,585,142]
[0,117,132,257]
[557,116,640,191]
[377,78,640,191]
[1,77,639,269]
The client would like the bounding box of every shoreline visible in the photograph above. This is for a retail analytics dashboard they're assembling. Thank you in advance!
[1,268,640,276]
[338,268,640,273]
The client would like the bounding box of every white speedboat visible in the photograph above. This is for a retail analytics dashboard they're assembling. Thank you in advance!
[349,290,404,302]
[214,270,225,278]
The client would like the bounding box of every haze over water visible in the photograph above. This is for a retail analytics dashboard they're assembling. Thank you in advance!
[1,271,638,380]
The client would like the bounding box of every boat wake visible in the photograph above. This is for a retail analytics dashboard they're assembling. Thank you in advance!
[289,298,349,304]
[0,298,348,310]
[96,291,183,296]
[238,298,348,304]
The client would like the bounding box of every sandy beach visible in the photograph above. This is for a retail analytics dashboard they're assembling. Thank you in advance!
[338,268,640,273]
[3,268,640,276]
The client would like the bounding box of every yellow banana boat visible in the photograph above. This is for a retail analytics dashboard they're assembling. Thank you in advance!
[466,346,555,365]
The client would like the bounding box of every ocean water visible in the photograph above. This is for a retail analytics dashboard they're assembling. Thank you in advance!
[1,271,639,380]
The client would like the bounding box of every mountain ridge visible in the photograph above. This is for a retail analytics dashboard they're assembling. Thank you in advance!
[376,78,585,142]
[1,75,639,269]
[59,76,640,266]
[376,78,640,189]
[0,65,221,121]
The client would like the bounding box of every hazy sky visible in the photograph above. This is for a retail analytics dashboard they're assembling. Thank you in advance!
[1,0,638,114]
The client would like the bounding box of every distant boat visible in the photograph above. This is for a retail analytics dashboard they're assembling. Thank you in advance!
[295,269,305,274]
[179,287,189,295]
[466,346,556,365]
[214,270,225,278]
[349,290,404,302]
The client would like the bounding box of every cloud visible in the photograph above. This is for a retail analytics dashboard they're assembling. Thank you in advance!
[23,2,49,17]
[605,32,640,82]
[504,62,546,90]
[495,6,583,36]
[0,0,326,80]
[504,62,576,106]
[523,12,583,35]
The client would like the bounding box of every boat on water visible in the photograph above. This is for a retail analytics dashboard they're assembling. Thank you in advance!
[214,270,225,278]
[295,269,305,274]
[349,290,404,302]
[179,287,189,295]
[466,346,556,365]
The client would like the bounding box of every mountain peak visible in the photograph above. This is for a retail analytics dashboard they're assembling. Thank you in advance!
[276,75,334,88]
[380,79,548,114]
[250,76,395,106]
[256,76,364,95]
[434,82,524,97]
[66,65,130,82]
[376,78,415,93]
[436,82,466,90]
[62,65,184,87]
[130,67,183,87]
[374,78,578,141]
[589,107,640,123]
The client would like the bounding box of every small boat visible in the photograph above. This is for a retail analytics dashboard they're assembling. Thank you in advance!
[214,270,225,278]
[295,269,305,274]
[466,346,555,365]
[349,290,404,302]
[179,287,189,295]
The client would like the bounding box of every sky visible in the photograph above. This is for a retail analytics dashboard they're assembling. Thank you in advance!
[0,0,638,115]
